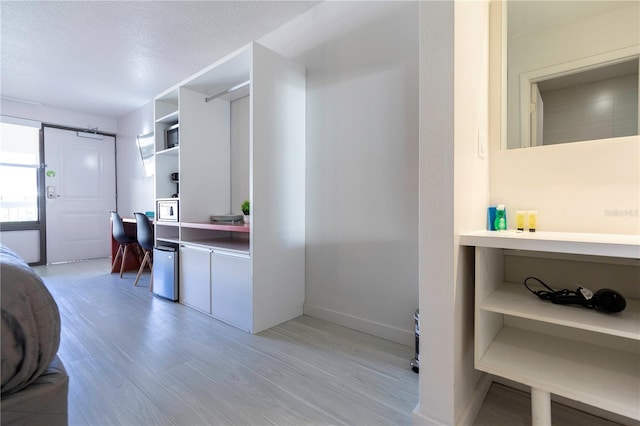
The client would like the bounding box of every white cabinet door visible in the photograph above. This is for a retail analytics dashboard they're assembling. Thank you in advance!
[211,250,252,332]
[179,245,212,314]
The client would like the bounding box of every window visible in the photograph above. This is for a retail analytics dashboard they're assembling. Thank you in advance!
[0,118,41,223]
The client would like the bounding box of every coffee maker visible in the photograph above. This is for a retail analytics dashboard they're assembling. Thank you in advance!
[171,172,179,198]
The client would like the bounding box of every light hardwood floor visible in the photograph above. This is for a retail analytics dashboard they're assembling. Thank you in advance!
[36,259,417,425]
[35,259,625,426]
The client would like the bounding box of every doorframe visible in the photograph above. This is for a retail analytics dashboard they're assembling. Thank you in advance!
[41,124,117,264]
[518,46,639,149]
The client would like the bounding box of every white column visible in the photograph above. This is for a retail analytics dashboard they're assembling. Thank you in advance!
[531,387,552,426]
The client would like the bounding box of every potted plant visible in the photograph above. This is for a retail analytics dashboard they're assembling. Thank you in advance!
[241,200,250,225]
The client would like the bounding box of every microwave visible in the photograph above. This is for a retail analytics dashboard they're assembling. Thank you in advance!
[165,123,179,149]
[157,199,178,222]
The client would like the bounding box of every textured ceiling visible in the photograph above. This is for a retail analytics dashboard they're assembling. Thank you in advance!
[0,1,320,119]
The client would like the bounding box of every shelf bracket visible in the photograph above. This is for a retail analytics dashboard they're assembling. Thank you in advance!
[205,80,250,103]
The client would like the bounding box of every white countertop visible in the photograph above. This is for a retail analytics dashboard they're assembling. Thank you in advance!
[460,230,640,259]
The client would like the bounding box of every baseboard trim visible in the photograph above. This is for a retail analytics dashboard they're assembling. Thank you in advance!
[456,373,493,426]
[303,302,414,346]
[412,404,448,425]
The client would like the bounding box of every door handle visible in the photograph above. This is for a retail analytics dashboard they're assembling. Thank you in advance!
[47,186,60,199]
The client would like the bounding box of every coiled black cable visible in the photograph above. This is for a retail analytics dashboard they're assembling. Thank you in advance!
[523,276,597,309]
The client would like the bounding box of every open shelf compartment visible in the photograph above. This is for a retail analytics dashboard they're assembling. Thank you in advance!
[476,325,640,420]
[481,282,640,340]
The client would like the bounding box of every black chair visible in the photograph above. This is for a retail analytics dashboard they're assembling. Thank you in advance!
[133,212,154,291]
[110,211,137,278]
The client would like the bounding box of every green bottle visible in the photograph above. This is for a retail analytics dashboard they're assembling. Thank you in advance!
[494,204,506,231]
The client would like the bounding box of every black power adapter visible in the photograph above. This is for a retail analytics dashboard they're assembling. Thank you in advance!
[523,276,626,313]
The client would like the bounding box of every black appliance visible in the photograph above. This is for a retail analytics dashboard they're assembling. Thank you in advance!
[166,123,179,149]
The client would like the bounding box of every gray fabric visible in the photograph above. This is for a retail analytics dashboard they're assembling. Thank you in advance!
[1,245,61,396]
[1,355,69,426]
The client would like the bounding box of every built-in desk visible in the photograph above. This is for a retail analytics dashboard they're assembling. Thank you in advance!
[110,217,154,273]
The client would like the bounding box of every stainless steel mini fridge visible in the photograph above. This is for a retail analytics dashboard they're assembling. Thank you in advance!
[153,246,178,301]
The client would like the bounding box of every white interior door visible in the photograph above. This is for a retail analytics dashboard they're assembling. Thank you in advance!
[44,127,116,263]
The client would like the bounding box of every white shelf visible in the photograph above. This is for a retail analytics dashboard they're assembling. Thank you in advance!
[180,237,249,254]
[181,221,249,233]
[156,110,179,124]
[481,283,640,340]
[477,326,640,420]
[156,146,179,157]
[156,237,180,245]
[460,230,640,259]
[155,221,180,227]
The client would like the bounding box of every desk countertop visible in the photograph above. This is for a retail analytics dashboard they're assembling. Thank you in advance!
[122,217,154,224]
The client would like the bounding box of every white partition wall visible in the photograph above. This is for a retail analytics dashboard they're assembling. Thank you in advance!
[251,42,306,333]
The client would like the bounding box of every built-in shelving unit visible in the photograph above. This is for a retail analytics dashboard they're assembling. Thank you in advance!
[460,231,640,424]
[153,41,305,334]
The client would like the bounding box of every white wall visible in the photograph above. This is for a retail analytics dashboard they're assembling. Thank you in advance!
[0,98,117,133]
[260,1,419,346]
[115,101,155,217]
[491,135,640,234]
[414,1,491,425]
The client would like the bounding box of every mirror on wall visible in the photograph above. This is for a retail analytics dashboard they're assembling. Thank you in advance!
[504,1,639,150]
